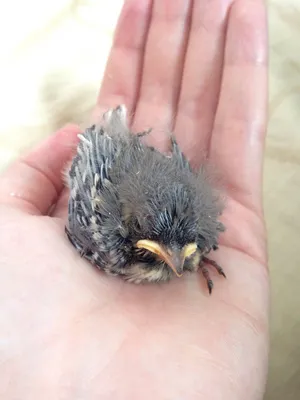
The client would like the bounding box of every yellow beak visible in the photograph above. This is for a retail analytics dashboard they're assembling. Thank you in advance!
[136,240,197,277]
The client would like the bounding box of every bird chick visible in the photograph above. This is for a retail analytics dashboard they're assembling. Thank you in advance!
[65,105,226,293]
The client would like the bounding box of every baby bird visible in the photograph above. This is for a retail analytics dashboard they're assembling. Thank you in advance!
[65,105,226,293]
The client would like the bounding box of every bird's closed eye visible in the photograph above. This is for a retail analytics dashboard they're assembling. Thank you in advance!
[183,243,198,258]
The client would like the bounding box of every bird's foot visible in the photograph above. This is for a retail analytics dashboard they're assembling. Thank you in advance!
[200,256,226,294]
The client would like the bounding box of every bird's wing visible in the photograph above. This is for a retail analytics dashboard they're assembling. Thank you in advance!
[67,104,132,210]
[65,119,126,262]
[68,124,119,198]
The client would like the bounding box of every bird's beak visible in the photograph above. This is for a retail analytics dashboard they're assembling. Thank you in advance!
[136,240,197,277]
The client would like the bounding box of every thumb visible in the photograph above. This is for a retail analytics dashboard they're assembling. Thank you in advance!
[0,125,81,215]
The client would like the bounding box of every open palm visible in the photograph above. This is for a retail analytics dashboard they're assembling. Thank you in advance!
[0,1,269,399]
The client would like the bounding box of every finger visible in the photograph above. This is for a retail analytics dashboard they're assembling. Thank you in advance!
[0,125,81,215]
[174,0,232,166]
[209,0,268,213]
[93,0,153,123]
[132,0,192,150]
[50,187,70,220]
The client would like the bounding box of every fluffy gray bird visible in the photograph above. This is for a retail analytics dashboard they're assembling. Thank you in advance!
[65,105,226,293]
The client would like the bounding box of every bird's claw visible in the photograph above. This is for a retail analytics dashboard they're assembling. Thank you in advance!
[202,256,226,278]
[200,256,226,294]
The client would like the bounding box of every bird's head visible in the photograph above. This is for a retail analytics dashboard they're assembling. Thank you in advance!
[120,183,208,277]
[117,144,224,277]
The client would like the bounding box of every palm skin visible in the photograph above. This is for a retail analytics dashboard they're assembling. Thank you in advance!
[0,1,269,399]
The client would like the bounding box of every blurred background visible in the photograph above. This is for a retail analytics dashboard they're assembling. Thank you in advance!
[0,1,299,399]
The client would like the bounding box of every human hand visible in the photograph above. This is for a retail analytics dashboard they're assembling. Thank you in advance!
[0,1,269,399]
